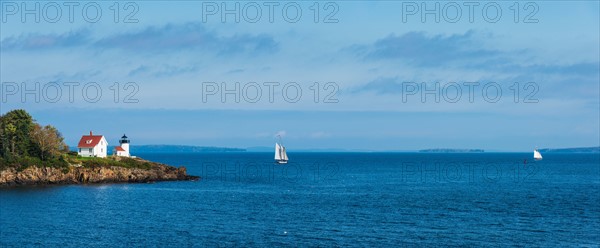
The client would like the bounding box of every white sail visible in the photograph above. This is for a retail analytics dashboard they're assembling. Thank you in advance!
[282,147,288,161]
[275,136,289,163]
[533,149,543,160]
[275,143,282,160]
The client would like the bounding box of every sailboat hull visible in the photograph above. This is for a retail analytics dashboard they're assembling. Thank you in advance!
[276,160,288,164]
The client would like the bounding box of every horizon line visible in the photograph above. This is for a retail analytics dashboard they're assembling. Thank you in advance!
[67,144,600,153]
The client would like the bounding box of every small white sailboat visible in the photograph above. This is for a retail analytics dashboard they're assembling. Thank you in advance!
[275,136,288,164]
[533,148,543,161]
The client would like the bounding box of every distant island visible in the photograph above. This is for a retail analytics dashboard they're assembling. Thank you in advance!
[538,147,600,153]
[246,146,364,152]
[419,149,485,153]
[133,145,246,153]
[0,109,198,187]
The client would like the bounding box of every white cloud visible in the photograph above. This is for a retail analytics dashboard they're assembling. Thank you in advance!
[275,130,287,138]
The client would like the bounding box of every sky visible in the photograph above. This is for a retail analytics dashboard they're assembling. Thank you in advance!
[0,1,599,151]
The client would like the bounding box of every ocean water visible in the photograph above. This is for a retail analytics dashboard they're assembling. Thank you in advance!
[1,152,599,247]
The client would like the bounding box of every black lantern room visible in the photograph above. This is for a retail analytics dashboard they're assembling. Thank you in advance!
[119,134,130,144]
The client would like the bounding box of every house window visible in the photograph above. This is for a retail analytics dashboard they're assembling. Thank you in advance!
[101,148,103,152]
[89,148,92,153]
[79,148,81,152]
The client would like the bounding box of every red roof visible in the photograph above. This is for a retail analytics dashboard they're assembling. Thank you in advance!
[77,133,104,148]
[115,146,125,151]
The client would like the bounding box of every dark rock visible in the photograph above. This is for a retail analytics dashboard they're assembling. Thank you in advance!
[0,160,200,186]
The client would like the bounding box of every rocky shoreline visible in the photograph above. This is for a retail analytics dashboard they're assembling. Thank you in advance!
[0,161,199,187]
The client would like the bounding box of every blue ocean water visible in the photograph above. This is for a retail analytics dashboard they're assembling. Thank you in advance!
[1,152,599,247]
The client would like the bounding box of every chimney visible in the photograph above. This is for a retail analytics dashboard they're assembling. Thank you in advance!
[90,131,93,136]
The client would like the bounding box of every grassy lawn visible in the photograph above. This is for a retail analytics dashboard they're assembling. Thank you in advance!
[72,156,153,170]
[1,154,153,171]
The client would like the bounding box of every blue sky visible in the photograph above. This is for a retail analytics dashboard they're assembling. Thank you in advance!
[1,1,599,151]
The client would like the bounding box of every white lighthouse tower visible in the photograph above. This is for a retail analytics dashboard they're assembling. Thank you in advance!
[115,134,131,157]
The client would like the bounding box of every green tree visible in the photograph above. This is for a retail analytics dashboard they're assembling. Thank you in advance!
[0,109,34,159]
[0,115,4,159]
[30,124,69,160]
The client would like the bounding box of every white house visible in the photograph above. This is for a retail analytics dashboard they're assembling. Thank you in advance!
[77,131,108,158]
[114,134,131,157]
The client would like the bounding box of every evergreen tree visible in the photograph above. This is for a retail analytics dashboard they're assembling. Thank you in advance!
[0,109,34,159]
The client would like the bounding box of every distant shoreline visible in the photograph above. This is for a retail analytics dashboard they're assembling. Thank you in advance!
[537,147,600,153]
[121,146,599,154]
[419,149,484,153]
[70,144,600,154]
